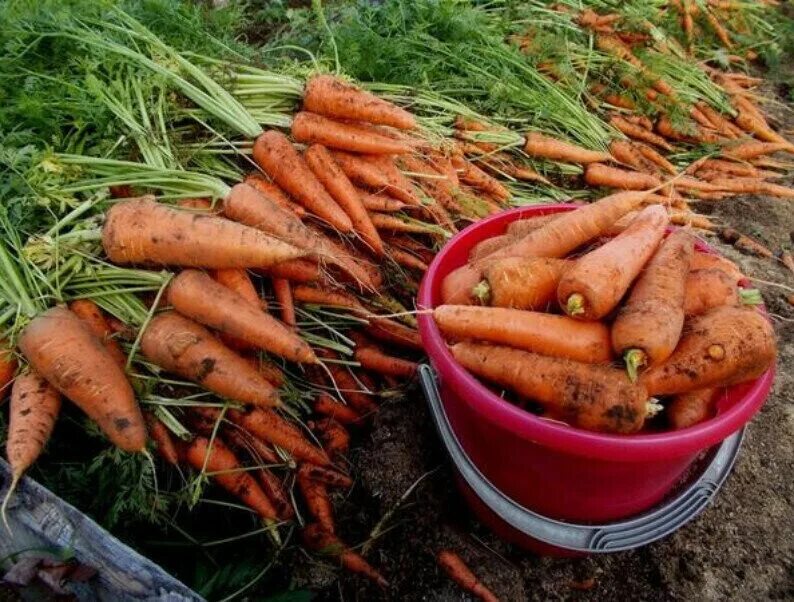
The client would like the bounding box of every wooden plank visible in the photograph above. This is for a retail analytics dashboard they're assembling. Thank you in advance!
[0,459,203,601]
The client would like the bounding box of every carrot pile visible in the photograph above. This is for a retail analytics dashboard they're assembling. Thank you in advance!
[436,197,777,434]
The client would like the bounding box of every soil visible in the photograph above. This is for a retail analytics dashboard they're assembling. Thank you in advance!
[291,91,794,601]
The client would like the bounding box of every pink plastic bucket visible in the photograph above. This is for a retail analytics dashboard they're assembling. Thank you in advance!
[417,204,774,527]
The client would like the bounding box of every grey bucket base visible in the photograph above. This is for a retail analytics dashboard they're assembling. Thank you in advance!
[419,364,744,553]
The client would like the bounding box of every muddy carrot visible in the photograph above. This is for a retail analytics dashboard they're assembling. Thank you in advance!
[684,269,761,315]
[211,269,262,309]
[143,412,179,465]
[313,418,351,457]
[0,341,16,398]
[469,234,515,262]
[719,227,774,257]
[68,299,127,368]
[354,345,417,378]
[668,389,717,429]
[302,523,388,587]
[244,173,306,218]
[690,252,745,283]
[475,257,571,309]
[314,393,361,425]
[437,550,499,602]
[387,246,429,272]
[302,464,353,489]
[297,464,335,533]
[367,318,423,350]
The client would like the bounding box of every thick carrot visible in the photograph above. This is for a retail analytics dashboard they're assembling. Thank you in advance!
[641,306,776,395]
[141,311,281,407]
[668,388,717,429]
[305,144,384,255]
[610,140,646,171]
[255,259,321,284]
[19,306,145,453]
[243,173,306,218]
[168,270,313,363]
[476,257,571,309]
[469,234,515,262]
[228,408,330,466]
[0,341,16,398]
[314,393,361,425]
[297,464,335,534]
[292,111,412,155]
[6,370,61,482]
[559,205,669,320]
[612,230,695,380]
[211,269,262,309]
[68,299,127,368]
[144,412,179,465]
[434,305,611,363]
[272,278,296,328]
[610,116,674,151]
[451,342,650,433]
[724,141,792,160]
[303,74,416,130]
[585,163,662,190]
[683,268,748,316]
[302,523,388,587]
[332,151,420,205]
[505,214,560,238]
[437,550,499,602]
[103,197,305,269]
[690,252,745,284]
[354,345,417,378]
[184,436,277,520]
[523,132,610,164]
[252,131,353,232]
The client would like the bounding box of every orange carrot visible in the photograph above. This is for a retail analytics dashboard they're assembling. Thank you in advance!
[221,423,280,465]
[559,205,669,319]
[697,104,739,139]
[523,132,611,164]
[103,196,305,268]
[0,341,16,398]
[469,234,515,262]
[305,144,384,255]
[312,418,351,457]
[211,269,262,309]
[359,190,406,212]
[585,163,662,190]
[437,550,499,602]
[724,141,792,160]
[399,155,462,213]
[434,305,612,363]
[270,278,297,328]
[332,151,420,205]
[314,393,361,424]
[68,299,127,368]
[612,230,695,379]
[710,177,794,199]
[303,74,416,130]
[370,212,438,235]
[476,257,571,309]
[684,269,743,316]
[144,412,179,465]
[292,111,412,155]
[302,523,388,587]
[366,318,423,350]
[19,306,145,453]
[185,436,277,520]
[354,345,417,378]
[719,227,774,257]
[292,285,366,314]
[251,130,353,231]
[387,246,429,272]
[255,259,321,284]
[169,270,313,363]
[451,154,510,200]
[641,306,776,395]
[452,342,650,433]
[668,389,717,429]
[635,144,677,174]
[690,252,745,283]
[243,173,306,218]
[505,214,560,238]
[302,464,353,489]
[609,140,646,171]
[611,116,674,151]
[694,158,758,177]
[141,311,281,407]
[297,464,335,533]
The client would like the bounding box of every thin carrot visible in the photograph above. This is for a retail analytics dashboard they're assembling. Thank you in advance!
[451,342,650,433]
[302,523,388,587]
[399,155,462,213]
[370,212,439,235]
[0,341,16,398]
[641,306,776,395]
[451,154,510,201]
[144,412,179,465]
[169,270,313,363]
[559,205,669,320]
[635,144,677,174]
[434,305,612,363]
[242,355,286,388]
[292,111,412,155]
[354,345,417,378]
[609,140,646,171]
[297,464,335,533]
[141,311,281,407]
[103,197,305,269]
[292,285,366,314]
[270,278,296,328]
[314,393,361,425]
[724,140,792,160]
[523,132,611,164]
[694,158,758,177]
[332,151,420,205]
[710,177,794,199]
[302,464,353,489]
[222,424,280,465]
[585,163,662,190]
[387,246,429,272]
[612,230,695,380]
[697,104,739,139]
[719,227,774,257]
[312,418,351,457]
[305,144,384,255]
[19,306,146,453]
[610,116,674,151]
[184,436,277,520]
[302,74,416,130]
[244,173,306,218]
[68,299,127,368]
[252,130,353,231]
[211,269,263,309]
[359,190,406,212]
[437,550,499,602]
[668,388,717,429]
[228,408,330,466]
[255,259,321,284]
[366,318,423,350]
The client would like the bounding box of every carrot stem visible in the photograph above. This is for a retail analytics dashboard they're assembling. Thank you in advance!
[624,348,647,383]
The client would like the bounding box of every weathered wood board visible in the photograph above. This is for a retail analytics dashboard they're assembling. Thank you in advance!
[0,459,203,601]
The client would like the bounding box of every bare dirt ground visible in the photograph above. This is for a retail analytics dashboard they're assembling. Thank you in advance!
[294,93,794,601]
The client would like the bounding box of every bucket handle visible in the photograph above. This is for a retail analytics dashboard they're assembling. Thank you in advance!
[419,364,744,553]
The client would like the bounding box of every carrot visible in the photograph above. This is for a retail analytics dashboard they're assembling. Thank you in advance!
[366,318,423,350]
[313,418,350,457]
[359,190,406,212]
[668,388,717,429]
[303,74,416,130]
[243,355,286,388]
[398,155,461,213]
[635,144,677,174]
[265,278,295,329]
[331,151,420,205]
[387,247,429,272]
[451,342,650,433]
[609,140,646,171]
[724,141,792,160]
[143,412,180,465]
[0,341,16,398]
[354,345,417,378]
[559,204,669,320]
[370,213,438,235]
[437,550,499,602]
[292,284,365,314]
[251,131,353,232]
[781,251,794,277]
[523,132,610,164]
[184,436,277,520]
[302,464,353,489]
[302,523,388,587]
[5,370,61,485]
[19,306,146,453]
[141,311,281,407]
[228,408,330,466]
[710,177,794,199]
[451,154,510,200]
[694,159,758,177]
[305,145,384,255]
[292,111,412,155]
[255,259,321,284]
[690,252,745,283]
[243,174,306,218]
[641,306,776,395]
[314,393,361,424]
[505,214,560,238]
[611,230,695,380]
[610,116,674,151]
[697,104,739,139]
[434,305,611,363]
[211,269,262,309]
[297,464,335,533]
[683,268,755,316]
[103,197,305,269]
[168,270,313,363]
[719,227,774,257]
[469,234,514,262]
[68,299,127,368]
[476,257,571,309]
[222,424,280,465]
[585,163,662,190]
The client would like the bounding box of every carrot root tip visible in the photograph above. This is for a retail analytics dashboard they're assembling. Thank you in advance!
[566,294,586,317]
[624,348,647,383]
[739,288,763,306]
[646,399,664,418]
[471,280,492,305]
